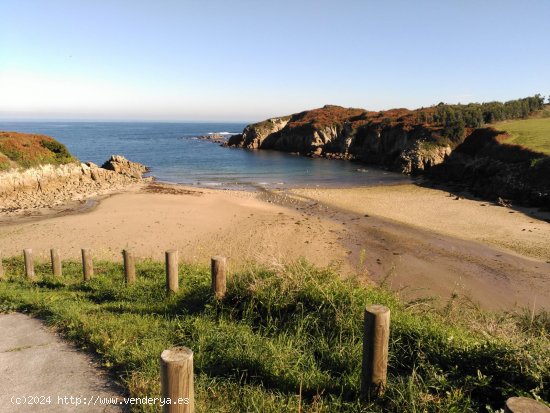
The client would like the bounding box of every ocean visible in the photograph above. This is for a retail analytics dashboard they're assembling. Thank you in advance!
[0,121,411,189]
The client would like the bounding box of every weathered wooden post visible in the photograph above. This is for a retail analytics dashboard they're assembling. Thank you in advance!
[504,397,550,413]
[50,248,62,277]
[123,249,136,284]
[211,256,227,299]
[160,347,195,413]
[165,250,178,294]
[81,248,93,281]
[361,304,390,399]
[23,248,35,280]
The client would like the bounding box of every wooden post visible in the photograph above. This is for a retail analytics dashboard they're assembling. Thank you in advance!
[81,248,93,281]
[211,256,227,299]
[504,397,550,413]
[50,248,62,277]
[123,249,136,284]
[361,304,390,399]
[160,347,195,413]
[23,249,35,280]
[165,250,178,294]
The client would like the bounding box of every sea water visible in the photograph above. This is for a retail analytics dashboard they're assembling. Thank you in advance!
[0,121,411,189]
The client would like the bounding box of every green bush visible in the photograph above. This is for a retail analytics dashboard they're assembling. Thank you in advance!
[40,139,74,164]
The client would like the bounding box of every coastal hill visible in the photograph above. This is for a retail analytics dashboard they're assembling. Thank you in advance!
[228,96,550,207]
[0,131,149,215]
[0,131,76,171]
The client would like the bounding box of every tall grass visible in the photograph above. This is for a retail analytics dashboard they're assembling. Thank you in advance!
[0,256,548,412]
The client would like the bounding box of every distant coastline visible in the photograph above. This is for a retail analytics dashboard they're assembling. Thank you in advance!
[0,121,411,190]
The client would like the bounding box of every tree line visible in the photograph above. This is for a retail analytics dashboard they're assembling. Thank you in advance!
[415,94,546,142]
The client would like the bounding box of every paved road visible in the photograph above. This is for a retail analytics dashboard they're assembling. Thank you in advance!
[0,313,124,412]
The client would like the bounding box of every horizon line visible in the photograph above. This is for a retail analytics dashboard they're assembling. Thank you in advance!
[0,118,252,124]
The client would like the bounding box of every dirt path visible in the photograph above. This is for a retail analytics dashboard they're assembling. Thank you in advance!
[0,313,124,412]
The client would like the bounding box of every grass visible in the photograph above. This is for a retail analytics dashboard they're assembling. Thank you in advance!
[494,116,550,155]
[0,256,548,412]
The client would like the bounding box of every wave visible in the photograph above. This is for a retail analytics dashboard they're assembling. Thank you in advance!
[207,131,239,135]
[199,181,223,186]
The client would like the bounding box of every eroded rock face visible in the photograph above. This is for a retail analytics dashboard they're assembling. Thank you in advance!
[399,140,452,174]
[227,108,451,173]
[239,117,291,149]
[0,155,150,214]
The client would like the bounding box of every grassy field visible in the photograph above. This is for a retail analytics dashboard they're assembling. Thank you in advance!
[495,114,550,155]
[0,257,548,412]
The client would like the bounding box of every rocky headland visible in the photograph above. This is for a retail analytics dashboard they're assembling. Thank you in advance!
[227,98,550,207]
[0,132,149,215]
[226,105,454,173]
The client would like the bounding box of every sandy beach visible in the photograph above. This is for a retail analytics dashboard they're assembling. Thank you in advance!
[0,183,350,270]
[1,182,549,311]
[290,184,550,261]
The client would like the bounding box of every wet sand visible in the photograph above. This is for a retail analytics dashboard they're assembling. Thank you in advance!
[290,184,550,261]
[285,185,550,310]
[1,182,549,311]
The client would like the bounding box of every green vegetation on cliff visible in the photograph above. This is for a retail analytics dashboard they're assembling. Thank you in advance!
[494,116,550,155]
[231,94,546,158]
[229,95,549,206]
[0,257,548,412]
[0,131,76,171]
[426,95,546,129]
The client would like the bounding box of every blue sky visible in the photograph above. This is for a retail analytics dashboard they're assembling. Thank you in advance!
[0,0,548,121]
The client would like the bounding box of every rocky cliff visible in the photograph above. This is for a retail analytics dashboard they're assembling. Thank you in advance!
[228,105,550,207]
[227,105,453,174]
[429,128,550,207]
[0,131,149,215]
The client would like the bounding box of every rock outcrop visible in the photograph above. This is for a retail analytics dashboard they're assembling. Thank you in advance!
[194,134,227,144]
[101,155,149,179]
[0,155,150,215]
[227,105,453,173]
[399,140,452,174]
[237,116,291,149]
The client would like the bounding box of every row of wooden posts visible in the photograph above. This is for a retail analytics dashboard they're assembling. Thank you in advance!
[2,250,543,412]
[4,248,390,412]
[5,248,228,298]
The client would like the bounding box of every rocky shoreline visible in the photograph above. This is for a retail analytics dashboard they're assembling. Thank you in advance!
[177,133,229,144]
[195,133,228,144]
[0,155,150,216]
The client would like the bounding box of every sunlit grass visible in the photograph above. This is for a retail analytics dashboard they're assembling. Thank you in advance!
[495,116,550,155]
[0,256,548,412]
